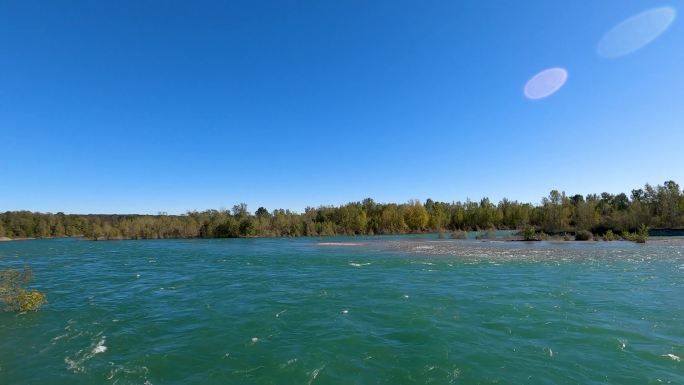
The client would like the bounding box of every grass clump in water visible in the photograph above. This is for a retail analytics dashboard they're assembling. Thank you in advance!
[0,267,47,312]
[451,230,467,240]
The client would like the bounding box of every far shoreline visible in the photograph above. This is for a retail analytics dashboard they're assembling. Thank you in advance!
[2,233,682,245]
[0,235,83,242]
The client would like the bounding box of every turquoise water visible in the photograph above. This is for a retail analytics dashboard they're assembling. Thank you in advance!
[1,236,683,384]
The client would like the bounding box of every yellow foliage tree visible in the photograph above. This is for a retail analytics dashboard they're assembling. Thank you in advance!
[0,267,47,312]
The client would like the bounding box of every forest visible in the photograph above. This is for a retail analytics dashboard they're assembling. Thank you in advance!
[1,181,683,240]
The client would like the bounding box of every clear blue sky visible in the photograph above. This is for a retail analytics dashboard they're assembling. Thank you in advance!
[1,1,683,214]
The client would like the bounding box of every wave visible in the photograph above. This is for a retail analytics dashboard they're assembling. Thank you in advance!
[64,336,107,373]
[349,262,372,267]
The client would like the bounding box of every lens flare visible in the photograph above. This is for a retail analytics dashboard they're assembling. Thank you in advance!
[598,7,676,59]
[523,68,568,100]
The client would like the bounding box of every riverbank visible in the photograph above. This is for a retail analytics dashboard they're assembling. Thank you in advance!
[0,236,36,242]
[0,236,80,242]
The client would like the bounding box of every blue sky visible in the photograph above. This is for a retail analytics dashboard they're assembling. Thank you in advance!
[1,1,683,214]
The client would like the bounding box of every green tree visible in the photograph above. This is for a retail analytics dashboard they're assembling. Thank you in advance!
[404,200,428,231]
[239,218,256,236]
[426,199,448,230]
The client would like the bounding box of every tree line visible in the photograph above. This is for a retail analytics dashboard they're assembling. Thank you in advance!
[1,180,683,240]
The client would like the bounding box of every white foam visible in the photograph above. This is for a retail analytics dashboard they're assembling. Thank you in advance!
[280,358,298,368]
[308,365,325,385]
[662,353,681,362]
[107,363,150,381]
[51,333,68,343]
[64,357,83,373]
[349,262,371,267]
[92,338,107,354]
[64,336,107,373]
[618,338,627,350]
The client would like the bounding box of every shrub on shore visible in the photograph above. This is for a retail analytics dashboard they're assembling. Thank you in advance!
[0,268,46,312]
[622,224,649,243]
[522,226,537,241]
[575,230,593,241]
[602,230,617,241]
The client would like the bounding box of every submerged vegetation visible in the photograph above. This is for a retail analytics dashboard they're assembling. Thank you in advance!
[0,268,46,312]
[475,229,497,240]
[0,181,682,241]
